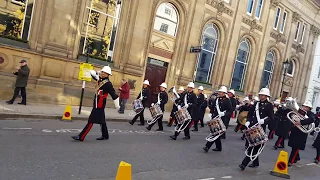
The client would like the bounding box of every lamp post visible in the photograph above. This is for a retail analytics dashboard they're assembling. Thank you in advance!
[280,59,290,98]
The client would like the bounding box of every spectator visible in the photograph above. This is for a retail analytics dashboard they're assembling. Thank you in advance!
[6,60,30,105]
[118,79,130,114]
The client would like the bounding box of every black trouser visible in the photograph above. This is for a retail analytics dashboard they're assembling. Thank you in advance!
[78,122,108,141]
[268,130,275,139]
[316,147,320,160]
[275,136,285,147]
[168,116,177,126]
[289,147,300,164]
[234,122,245,132]
[199,115,205,127]
[221,118,231,139]
[148,115,163,130]
[241,145,261,167]
[193,118,199,130]
[10,87,26,104]
[131,109,145,125]
[205,136,222,150]
[174,121,191,137]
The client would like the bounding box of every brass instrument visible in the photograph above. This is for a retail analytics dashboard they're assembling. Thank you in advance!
[314,126,320,140]
[286,98,315,134]
[168,86,180,103]
[238,111,248,125]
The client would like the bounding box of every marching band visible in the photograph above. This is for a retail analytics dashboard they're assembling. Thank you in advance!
[71,66,320,169]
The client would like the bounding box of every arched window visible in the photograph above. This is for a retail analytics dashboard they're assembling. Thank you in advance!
[154,3,179,36]
[260,51,275,88]
[230,39,250,90]
[194,24,219,83]
[286,61,294,76]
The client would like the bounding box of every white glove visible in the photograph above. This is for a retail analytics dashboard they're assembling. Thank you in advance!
[139,96,143,101]
[258,119,265,124]
[157,101,160,105]
[172,86,177,94]
[304,115,308,118]
[185,104,189,109]
[177,105,181,110]
[236,105,240,109]
[245,121,250,128]
[113,97,120,110]
[151,103,154,106]
[90,70,99,81]
[208,113,212,119]
[219,111,226,117]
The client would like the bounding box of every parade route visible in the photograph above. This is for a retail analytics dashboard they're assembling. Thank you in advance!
[0,119,319,180]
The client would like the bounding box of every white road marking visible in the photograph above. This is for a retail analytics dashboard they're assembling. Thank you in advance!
[2,127,32,130]
[306,163,320,168]
[221,176,232,179]
[198,178,215,180]
[42,129,53,133]
[41,129,166,134]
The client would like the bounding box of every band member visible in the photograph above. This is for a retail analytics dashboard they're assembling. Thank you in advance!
[239,88,274,170]
[234,97,250,133]
[312,111,320,148]
[129,80,150,126]
[198,94,208,128]
[168,86,185,127]
[203,86,232,152]
[192,86,205,131]
[273,98,293,150]
[146,83,168,131]
[268,99,281,139]
[288,101,315,166]
[170,82,197,140]
[314,124,320,164]
[221,89,236,139]
[72,66,120,141]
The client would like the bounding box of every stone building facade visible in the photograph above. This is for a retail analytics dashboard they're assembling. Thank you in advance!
[0,0,320,109]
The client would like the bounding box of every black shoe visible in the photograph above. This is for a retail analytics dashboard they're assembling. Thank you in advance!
[6,101,13,104]
[288,162,292,167]
[314,158,319,164]
[18,102,26,105]
[129,121,133,125]
[146,126,151,131]
[137,124,144,126]
[118,112,124,114]
[96,136,108,140]
[212,148,221,152]
[273,145,278,150]
[241,136,245,140]
[200,125,204,128]
[182,136,190,140]
[221,136,226,139]
[169,135,177,140]
[239,164,245,171]
[278,145,284,148]
[167,124,171,127]
[248,164,258,168]
[191,129,198,132]
[203,147,209,153]
[71,136,82,141]
[156,129,163,131]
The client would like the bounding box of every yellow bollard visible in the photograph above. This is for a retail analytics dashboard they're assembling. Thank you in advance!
[270,150,290,179]
[61,105,72,121]
[115,161,132,180]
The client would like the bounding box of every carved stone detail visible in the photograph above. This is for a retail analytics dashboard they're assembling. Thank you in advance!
[310,25,320,36]
[270,0,280,8]
[284,76,293,87]
[242,17,263,32]
[270,31,286,44]
[292,43,305,54]
[292,12,301,23]
[206,0,234,17]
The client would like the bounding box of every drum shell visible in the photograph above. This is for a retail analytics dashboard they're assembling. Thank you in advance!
[244,124,268,147]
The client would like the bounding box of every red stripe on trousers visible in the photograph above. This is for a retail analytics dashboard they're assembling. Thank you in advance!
[291,149,299,164]
[269,130,275,138]
[238,125,243,131]
[80,123,93,141]
[277,137,283,146]
[188,121,194,128]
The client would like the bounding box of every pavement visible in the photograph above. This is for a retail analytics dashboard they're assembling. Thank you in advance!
[0,100,237,126]
[0,119,319,180]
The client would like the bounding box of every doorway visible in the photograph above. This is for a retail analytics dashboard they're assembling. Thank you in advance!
[144,57,168,107]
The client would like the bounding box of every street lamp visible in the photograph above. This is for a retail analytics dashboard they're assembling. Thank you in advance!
[280,59,290,98]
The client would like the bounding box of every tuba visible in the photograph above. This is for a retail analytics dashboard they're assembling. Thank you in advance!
[286,98,315,134]
[168,86,180,103]
[238,111,248,125]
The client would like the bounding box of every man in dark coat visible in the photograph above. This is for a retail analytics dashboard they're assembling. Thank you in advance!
[239,88,274,170]
[203,86,232,152]
[6,60,30,105]
[72,66,120,141]
[146,82,168,131]
[288,101,315,166]
[167,86,184,127]
[313,126,320,164]
[225,89,237,139]
[198,94,208,128]
[118,79,130,114]
[192,86,205,131]
[129,80,150,125]
[234,97,250,133]
[169,82,197,140]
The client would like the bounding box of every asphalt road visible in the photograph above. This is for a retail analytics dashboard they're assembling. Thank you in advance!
[0,119,319,180]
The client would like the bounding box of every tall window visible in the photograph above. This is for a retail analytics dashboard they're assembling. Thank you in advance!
[0,0,36,41]
[255,0,264,19]
[247,0,255,15]
[300,24,306,44]
[261,51,275,88]
[194,24,219,83]
[154,3,178,37]
[286,61,294,76]
[79,0,122,62]
[230,39,250,90]
[280,11,287,33]
[294,22,301,41]
[273,8,281,29]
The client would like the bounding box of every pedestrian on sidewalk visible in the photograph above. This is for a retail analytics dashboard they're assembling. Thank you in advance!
[72,66,120,141]
[6,60,30,105]
[118,79,130,114]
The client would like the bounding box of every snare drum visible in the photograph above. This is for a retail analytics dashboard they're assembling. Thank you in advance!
[174,107,191,124]
[149,104,163,120]
[208,116,226,135]
[244,124,268,147]
[132,99,144,114]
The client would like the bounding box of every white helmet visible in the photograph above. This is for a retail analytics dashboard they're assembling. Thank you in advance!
[258,88,270,97]
[143,80,150,86]
[160,82,167,89]
[274,99,281,105]
[243,97,250,102]
[286,97,294,101]
[204,94,208,99]
[198,86,204,90]
[187,82,195,88]
[228,89,235,95]
[303,101,313,109]
[178,86,185,91]
[101,66,112,75]
[217,86,228,93]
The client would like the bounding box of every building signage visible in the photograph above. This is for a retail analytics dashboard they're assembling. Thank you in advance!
[78,63,94,81]
[190,46,202,53]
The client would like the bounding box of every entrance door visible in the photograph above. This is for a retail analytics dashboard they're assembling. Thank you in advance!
[144,58,168,107]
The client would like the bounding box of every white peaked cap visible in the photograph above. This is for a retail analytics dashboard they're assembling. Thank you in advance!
[303,101,313,109]
[160,82,167,89]
[178,86,185,91]
[217,86,228,93]
[101,65,112,75]
[143,80,150,86]
[258,88,270,97]
[243,97,250,102]
[274,99,281,105]
[187,82,195,88]
[198,86,204,90]
[228,89,235,95]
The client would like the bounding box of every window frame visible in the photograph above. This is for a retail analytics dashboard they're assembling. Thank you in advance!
[247,0,255,16]
[260,51,275,89]
[255,0,264,20]
[299,24,306,44]
[286,61,295,77]
[280,11,287,34]
[273,7,281,30]
[294,22,301,42]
